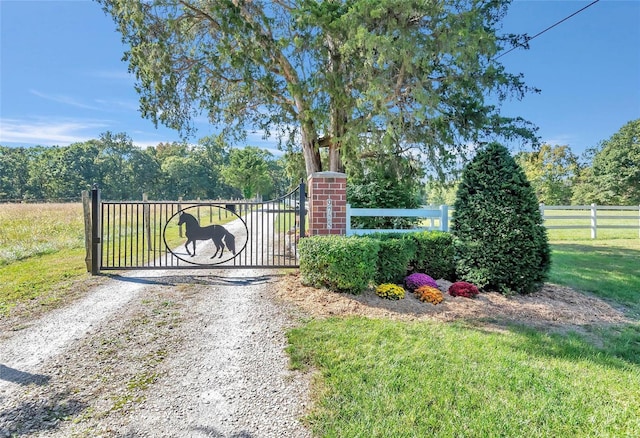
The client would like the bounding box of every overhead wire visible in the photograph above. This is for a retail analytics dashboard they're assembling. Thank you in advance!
[494,0,601,61]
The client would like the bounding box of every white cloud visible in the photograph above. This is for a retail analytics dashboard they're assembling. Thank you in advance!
[29,89,103,111]
[0,118,112,146]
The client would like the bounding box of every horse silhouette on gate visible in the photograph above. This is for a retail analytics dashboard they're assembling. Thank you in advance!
[177,212,236,259]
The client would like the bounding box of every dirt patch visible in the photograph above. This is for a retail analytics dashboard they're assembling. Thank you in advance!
[274,272,632,331]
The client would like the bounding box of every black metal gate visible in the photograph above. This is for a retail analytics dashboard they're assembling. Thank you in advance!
[90,183,306,273]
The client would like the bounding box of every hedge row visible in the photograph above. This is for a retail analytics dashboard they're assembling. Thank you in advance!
[298,231,454,294]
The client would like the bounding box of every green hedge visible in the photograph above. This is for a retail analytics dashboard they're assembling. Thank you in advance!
[298,235,379,294]
[409,231,456,281]
[367,233,417,284]
[299,232,456,293]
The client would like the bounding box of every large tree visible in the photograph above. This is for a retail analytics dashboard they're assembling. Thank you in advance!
[572,119,640,205]
[98,0,537,176]
[221,147,276,199]
[514,144,580,205]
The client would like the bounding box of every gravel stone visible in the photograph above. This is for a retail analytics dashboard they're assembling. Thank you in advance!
[0,269,311,437]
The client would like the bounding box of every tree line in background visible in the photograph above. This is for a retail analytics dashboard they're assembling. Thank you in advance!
[0,132,296,202]
[425,119,640,206]
[1,119,637,206]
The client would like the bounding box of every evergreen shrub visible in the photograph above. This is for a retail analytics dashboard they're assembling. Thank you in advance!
[409,231,455,280]
[368,233,417,284]
[452,142,551,294]
[298,235,379,294]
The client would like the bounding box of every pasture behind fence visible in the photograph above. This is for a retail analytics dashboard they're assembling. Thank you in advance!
[539,204,640,239]
[346,203,640,239]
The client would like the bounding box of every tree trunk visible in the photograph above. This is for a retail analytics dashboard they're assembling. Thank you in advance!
[300,127,322,177]
[328,143,344,173]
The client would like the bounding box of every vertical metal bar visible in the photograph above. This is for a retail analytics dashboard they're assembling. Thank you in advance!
[111,203,116,267]
[153,202,157,267]
[105,203,110,268]
[299,180,306,238]
[135,203,140,267]
[125,203,130,267]
[117,204,122,267]
[91,184,100,275]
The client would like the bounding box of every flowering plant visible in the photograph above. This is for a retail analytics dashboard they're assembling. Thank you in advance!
[375,283,406,300]
[415,286,443,305]
[404,273,438,291]
[448,281,479,298]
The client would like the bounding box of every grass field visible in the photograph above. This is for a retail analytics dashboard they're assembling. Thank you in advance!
[2,203,639,436]
[286,230,640,436]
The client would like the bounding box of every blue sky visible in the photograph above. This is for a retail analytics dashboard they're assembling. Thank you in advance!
[1,0,639,157]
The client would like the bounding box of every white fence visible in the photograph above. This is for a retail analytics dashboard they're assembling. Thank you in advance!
[539,204,640,239]
[346,203,640,239]
[346,204,449,236]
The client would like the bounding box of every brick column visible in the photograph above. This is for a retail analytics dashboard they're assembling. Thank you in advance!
[307,172,347,236]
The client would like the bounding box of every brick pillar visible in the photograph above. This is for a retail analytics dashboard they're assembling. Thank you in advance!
[307,172,347,236]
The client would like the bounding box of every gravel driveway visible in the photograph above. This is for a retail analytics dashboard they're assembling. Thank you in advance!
[0,268,311,437]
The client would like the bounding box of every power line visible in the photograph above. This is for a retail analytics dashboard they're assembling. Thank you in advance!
[494,0,601,61]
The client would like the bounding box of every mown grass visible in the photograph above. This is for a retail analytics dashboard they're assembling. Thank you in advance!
[287,235,640,437]
[287,318,640,437]
[0,248,90,315]
[549,239,640,315]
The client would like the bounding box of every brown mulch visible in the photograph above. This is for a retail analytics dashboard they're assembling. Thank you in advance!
[274,272,632,331]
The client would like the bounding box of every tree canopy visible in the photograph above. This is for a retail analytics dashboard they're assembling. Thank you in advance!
[571,119,640,205]
[0,133,286,202]
[98,0,538,177]
[514,144,580,205]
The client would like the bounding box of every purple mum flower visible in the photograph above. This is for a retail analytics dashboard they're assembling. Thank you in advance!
[404,273,438,291]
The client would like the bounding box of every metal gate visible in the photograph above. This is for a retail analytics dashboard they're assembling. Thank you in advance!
[89,183,306,273]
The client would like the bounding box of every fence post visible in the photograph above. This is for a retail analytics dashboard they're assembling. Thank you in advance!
[440,205,449,232]
[591,203,597,239]
[299,179,306,238]
[91,184,101,275]
[82,190,91,272]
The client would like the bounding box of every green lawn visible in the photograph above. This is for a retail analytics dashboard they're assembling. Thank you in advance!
[288,318,640,437]
[549,239,640,315]
[287,237,640,437]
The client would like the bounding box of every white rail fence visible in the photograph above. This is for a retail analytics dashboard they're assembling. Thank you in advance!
[346,204,640,239]
[346,204,449,236]
[539,204,640,239]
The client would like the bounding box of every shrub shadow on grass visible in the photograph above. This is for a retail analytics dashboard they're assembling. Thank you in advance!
[549,243,640,315]
[469,320,640,369]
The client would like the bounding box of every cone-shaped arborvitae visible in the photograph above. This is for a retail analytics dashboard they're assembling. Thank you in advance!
[452,142,551,294]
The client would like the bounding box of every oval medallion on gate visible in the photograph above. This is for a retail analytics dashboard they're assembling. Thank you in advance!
[163,205,248,266]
